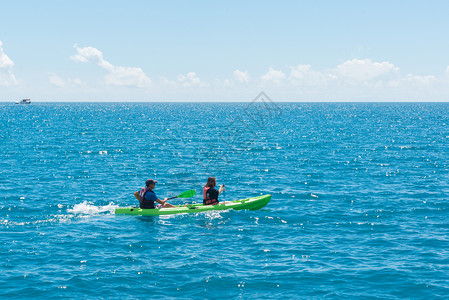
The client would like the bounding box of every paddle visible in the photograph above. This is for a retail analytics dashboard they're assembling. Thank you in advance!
[167,189,197,200]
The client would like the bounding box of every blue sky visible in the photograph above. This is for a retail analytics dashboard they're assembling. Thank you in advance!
[1,0,449,101]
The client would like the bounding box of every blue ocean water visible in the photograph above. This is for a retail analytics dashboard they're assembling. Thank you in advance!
[1,102,449,299]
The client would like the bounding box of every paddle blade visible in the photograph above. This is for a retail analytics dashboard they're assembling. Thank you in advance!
[177,189,196,198]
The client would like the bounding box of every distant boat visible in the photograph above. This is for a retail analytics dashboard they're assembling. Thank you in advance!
[14,98,31,104]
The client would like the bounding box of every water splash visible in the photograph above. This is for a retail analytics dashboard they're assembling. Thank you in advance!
[67,201,118,215]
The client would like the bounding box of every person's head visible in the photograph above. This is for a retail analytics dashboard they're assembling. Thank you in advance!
[205,177,216,188]
[145,179,158,189]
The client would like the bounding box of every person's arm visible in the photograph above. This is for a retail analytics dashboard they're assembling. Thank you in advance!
[134,191,141,202]
[218,185,225,195]
[156,198,168,205]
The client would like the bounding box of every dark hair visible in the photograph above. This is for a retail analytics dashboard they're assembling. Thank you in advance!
[204,177,216,188]
[146,179,157,187]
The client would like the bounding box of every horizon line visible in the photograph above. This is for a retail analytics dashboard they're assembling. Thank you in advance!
[2,100,449,104]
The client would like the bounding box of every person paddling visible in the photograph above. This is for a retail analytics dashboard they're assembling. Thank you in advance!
[134,179,176,209]
[203,177,225,205]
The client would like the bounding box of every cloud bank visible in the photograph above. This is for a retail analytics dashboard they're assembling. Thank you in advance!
[54,54,449,100]
[251,58,447,101]
[3,39,448,101]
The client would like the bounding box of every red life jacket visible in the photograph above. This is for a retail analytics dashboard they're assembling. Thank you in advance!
[203,186,219,205]
[139,187,156,209]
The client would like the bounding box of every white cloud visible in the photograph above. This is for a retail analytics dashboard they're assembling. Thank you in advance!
[289,64,331,86]
[387,73,436,88]
[0,42,14,68]
[404,74,436,85]
[234,69,250,84]
[287,60,400,88]
[176,72,205,87]
[160,72,206,88]
[289,64,312,81]
[71,45,151,88]
[105,66,151,87]
[335,58,399,81]
[70,46,103,64]
[261,67,286,85]
[0,41,18,86]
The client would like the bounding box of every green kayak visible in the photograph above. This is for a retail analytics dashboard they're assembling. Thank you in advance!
[115,194,271,216]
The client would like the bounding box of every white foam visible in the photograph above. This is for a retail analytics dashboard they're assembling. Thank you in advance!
[67,201,119,215]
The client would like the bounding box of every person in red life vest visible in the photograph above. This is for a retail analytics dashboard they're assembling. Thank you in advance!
[203,177,226,205]
[133,179,176,209]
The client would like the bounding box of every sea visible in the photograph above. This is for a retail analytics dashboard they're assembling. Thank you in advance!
[1,101,448,299]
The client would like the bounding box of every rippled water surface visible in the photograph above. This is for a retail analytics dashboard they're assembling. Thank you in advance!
[1,102,449,299]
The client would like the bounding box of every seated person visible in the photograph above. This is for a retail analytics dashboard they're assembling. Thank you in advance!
[134,179,175,209]
[203,177,225,205]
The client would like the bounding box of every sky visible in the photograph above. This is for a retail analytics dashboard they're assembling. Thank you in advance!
[1,0,449,102]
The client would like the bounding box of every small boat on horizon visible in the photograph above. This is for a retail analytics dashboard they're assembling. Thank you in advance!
[14,98,31,104]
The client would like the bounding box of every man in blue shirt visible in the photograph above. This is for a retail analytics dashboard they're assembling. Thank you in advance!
[134,179,176,209]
